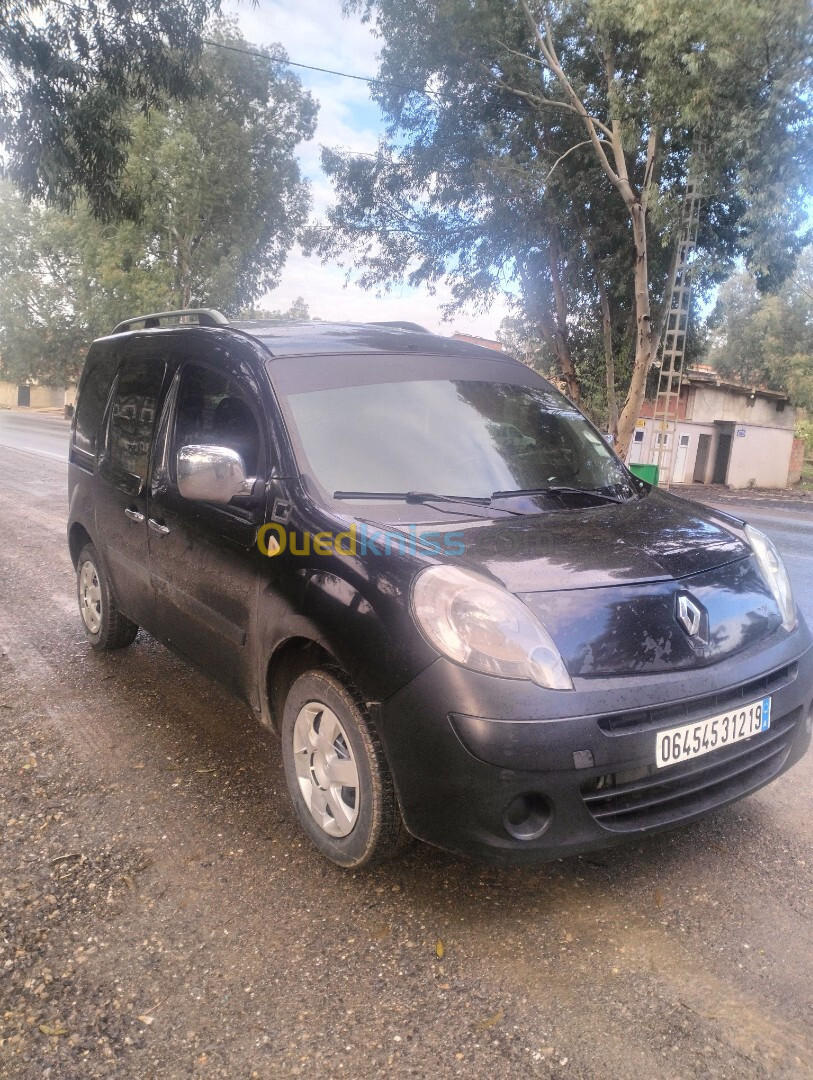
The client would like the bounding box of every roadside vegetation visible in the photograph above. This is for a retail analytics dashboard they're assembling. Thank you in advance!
[0,20,316,388]
[0,0,811,443]
[311,0,812,450]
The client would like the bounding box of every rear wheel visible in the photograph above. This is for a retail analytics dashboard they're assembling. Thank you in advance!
[281,667,408,868]
[76,543,139,651]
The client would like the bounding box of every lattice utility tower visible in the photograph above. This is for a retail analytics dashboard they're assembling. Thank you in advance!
[651,146,704,488]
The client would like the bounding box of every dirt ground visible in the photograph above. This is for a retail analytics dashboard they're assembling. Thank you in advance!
[1,445,813,1079]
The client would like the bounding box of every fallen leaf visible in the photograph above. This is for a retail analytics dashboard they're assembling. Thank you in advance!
[120,875,135,891]
[475,1010,504,1031]
[39,1023,68,1037]
[137,1015,154,1026]
[435,939,445,959]
[654,889,665,909]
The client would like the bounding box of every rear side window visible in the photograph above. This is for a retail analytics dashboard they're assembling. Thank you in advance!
[73,348,118,460]
[100,358,167,495]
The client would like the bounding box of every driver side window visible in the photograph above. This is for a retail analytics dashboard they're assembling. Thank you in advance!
[172,365,262,478]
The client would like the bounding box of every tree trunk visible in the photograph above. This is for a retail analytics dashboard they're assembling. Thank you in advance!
[615,203,655,458]
[597,274,618,437]
[582,223,618,436]
[547,231,580,404]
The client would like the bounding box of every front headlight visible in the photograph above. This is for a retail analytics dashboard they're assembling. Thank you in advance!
[745,524,797,632]
[411,564,573,690]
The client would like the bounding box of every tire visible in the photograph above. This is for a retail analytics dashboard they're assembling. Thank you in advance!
[281,667,408,868]
[76,543,139,651]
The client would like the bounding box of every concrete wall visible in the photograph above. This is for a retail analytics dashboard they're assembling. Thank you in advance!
[628,418,716,484]
[29,385,66,408]
[0,381,66,408]
[687,384,795,430]
[725,425,795,489]
[627,417,795,488]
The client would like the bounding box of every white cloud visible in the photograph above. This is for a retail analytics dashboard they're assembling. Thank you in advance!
[264,248,511,339]
[224,0,509,339]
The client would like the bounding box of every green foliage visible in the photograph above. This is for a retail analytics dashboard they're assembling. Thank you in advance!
[0,27,317,386]
[239,298,314,321]
[796,419,813,452]
[0,0,220,218]
[313,0,813,434]
[707,249,813,410]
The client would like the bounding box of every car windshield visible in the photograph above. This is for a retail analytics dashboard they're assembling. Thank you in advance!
[274,358,633,506]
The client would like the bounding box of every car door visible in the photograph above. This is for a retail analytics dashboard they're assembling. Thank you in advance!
[147,357,269,698]
[94,351,169,627]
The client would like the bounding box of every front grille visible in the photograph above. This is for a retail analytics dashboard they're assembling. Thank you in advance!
[597,662,798,735]
[582,707,802,832]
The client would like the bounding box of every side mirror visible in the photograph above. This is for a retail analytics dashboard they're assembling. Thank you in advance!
[177,444,258,504]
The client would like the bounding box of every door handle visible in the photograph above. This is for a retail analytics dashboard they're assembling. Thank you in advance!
[148,518,170,535]
[124,508,145,523]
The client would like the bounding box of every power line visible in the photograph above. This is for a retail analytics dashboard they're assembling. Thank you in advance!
[201,38,434,98]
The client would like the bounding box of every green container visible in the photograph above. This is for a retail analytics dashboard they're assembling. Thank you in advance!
[629,463,659,486]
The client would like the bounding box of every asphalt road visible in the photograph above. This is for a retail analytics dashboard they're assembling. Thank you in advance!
[676,491,813,622]
[0,410,70,462]
[1,417,813,1079]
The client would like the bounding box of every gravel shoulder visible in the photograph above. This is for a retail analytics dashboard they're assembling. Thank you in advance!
[1,448,813,1079]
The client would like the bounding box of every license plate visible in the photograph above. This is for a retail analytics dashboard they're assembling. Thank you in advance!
[655,696,771,769]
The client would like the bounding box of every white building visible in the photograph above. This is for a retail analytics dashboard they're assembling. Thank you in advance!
[627,367,799,489]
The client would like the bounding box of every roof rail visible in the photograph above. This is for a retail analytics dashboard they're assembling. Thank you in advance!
[367,320,431,333]
[111,308,229,334]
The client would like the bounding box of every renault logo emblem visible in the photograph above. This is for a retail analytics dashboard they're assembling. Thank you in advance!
[677,594,702,637]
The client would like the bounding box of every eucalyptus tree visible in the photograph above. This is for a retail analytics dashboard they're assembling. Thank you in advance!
[312,0,812,453]
[0,28,317,386]
[0,0,221,217]
[707,250,813,412]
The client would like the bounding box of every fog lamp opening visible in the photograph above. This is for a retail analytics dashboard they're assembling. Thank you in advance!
[503,793,551,841]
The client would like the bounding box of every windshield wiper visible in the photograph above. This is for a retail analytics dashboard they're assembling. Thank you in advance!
[333,490,536,517]
[334,490,492,506]
[490,485,626,504]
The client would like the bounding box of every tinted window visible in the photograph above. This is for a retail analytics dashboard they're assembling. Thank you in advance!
[73,348,118,458]
[102,358,166,495]
[172,365,261,476]
[283,378,630,500]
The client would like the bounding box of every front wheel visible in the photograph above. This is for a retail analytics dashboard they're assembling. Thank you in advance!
[76,543,139,651]
[281,667,407,868]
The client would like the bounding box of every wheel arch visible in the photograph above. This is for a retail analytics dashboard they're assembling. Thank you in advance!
[68,522,94,568]
[265,636,338,733]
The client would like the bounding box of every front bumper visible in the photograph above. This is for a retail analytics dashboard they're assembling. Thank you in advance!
[376,623,813,864]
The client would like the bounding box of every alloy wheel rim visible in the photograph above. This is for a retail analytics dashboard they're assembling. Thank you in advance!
[292,701,360,837]
[79,560,102,634]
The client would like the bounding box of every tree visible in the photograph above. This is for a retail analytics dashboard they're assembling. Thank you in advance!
[310,0,813,455]
[0,0,220,218]
[240,297,314,320]
[0,28,317,386]
[122,24,317,311]
[707,249,813,411]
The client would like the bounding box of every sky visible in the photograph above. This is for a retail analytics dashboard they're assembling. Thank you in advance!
[224,0,510,337]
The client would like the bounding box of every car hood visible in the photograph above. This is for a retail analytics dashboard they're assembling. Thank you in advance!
[408,490,782,676]
[417,489,750,592]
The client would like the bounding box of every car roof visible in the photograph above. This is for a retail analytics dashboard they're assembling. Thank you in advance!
[231,320,520,363]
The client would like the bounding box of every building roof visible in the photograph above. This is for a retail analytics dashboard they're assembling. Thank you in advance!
[684,365,790,403]
[451,333,504,352]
